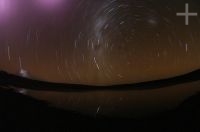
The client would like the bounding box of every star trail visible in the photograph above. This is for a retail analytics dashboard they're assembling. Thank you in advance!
[0,0,199,85]
[0,0,200,118]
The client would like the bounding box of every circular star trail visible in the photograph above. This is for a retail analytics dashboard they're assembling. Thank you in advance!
[1,0,200,118]
[0,0,200,86]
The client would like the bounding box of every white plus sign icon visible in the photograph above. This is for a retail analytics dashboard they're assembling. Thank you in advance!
[176,3,198,25]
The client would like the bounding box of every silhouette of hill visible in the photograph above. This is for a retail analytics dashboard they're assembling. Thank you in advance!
[1,69,200,91]
[0,68,200,131]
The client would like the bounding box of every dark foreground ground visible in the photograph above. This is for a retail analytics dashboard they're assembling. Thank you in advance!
[0,88,199,132]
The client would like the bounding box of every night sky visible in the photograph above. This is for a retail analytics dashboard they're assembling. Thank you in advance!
[0,0,200,117]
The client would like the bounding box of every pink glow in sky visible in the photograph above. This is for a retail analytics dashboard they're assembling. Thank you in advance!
[0,0,17,16]
[0,0,9,14]
[36,0,65,10]
[0,0,13,23]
